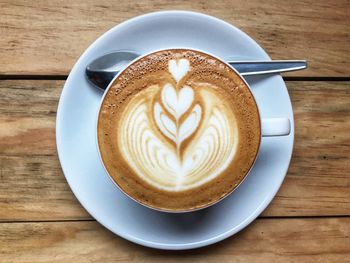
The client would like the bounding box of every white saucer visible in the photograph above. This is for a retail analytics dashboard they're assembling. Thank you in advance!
[56,11,294,250]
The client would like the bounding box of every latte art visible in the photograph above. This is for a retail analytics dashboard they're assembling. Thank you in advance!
[154,85,201,149]
[118,59,238,191]
[98,49,261,211]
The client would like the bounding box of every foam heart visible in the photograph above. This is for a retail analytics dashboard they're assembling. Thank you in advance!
[168,59,190,83]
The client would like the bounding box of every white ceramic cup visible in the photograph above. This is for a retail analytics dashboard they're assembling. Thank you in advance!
[97,48,291,213]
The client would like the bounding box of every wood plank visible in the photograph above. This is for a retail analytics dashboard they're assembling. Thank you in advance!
[0,0,349,77]
[0,80,349,220]
[0,80,90,220]
[0,79,59,155]
[0,155,90,221]
[264,81,350,216]
[0,218,349,262]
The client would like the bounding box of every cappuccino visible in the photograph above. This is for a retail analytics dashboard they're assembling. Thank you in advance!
[98,49,261,211]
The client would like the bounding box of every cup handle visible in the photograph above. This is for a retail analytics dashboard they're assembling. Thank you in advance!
[261,118,291,137]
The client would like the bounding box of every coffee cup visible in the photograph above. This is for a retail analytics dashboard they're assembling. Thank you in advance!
[97,48,290,212]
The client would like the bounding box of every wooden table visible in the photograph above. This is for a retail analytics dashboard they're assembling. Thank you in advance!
[1,1,349,262]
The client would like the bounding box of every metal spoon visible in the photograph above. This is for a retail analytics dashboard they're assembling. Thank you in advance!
[86,51,307,90]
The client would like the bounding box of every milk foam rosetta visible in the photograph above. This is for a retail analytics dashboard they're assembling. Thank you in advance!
[118,58,239,191]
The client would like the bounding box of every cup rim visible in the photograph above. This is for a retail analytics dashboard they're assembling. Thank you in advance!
[96,47,262,213]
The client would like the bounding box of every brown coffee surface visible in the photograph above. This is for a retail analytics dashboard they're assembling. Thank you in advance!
[98,49,261,212]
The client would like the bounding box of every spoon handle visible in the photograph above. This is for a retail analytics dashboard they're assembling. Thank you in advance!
[229,60,307,76]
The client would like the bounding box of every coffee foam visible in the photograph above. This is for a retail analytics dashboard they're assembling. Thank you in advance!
[98,49,261,211]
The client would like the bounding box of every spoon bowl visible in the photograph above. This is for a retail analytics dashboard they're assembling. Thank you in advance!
[86,51,140,90]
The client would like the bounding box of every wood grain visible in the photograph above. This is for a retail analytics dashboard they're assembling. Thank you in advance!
[0,0,349,77]
[0,218,349,262]
[0,79,349,220]
[0,155,90,221]
[264,80,350,216]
